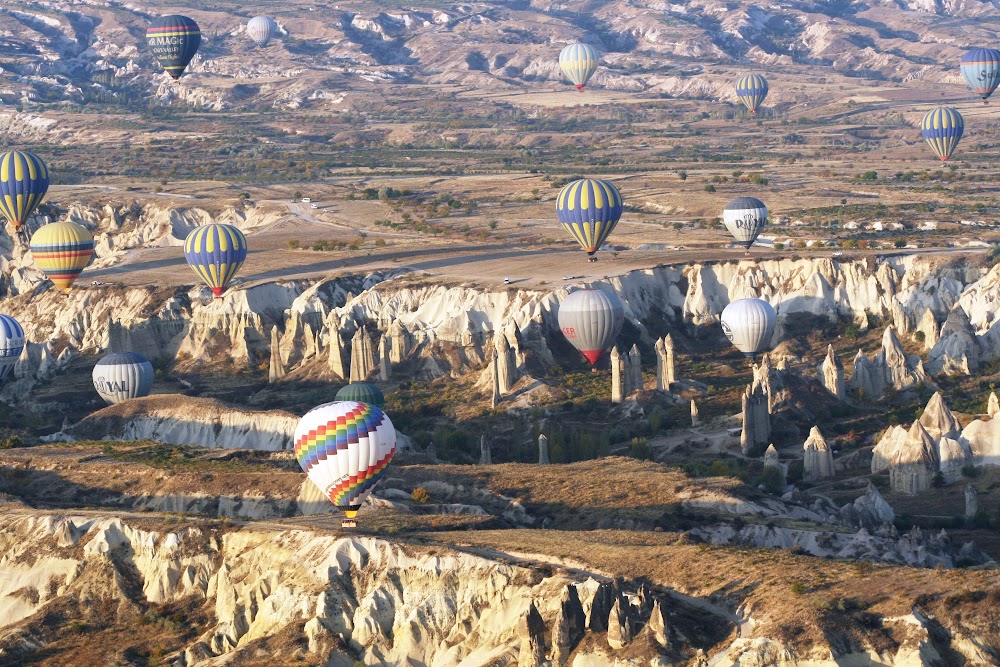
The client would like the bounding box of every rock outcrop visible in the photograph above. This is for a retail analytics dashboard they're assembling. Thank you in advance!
[966,484,978,518]
[517,602,547,667]
[628,344,642,393]
[691,399,700,427]
[919,392,962,440]
[819,344,845,399]
[803,426,835,481]
[349,327,376,383]
[538,434,550,464]
[990,392,1000,419]
[268,326,285,383]
[840,482,895,530]
[848,327,926,398]
[888,421,939,495]
[928,307,980,375]
[551,585,586,666]
[611,346,625,404]
[740,381,771,456]
[655,334,676,391]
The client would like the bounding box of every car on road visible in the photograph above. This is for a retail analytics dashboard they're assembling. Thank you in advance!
[301,197,312,203]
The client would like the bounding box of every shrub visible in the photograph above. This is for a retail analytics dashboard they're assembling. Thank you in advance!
[0,435,22,450]
[287,240,300,250]
[759,465,786,494]
[791,581,806,595]
[704,184,716,193]
[411,487,430,503]
[894,239,907,248]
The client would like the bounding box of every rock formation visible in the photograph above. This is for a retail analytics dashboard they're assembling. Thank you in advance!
[888,421,939,495]
[268,326,285,383]
[490,349,500,408]
[919,392,962,440]
[538,434,550,465]
[517,602,547,667]
[928,308,980,375]
[647,599,669,648]
[628,344,642,393]
[551,585,586,666]
[966,484,978,518]
[496,334,517,395]
[585,580,617,632]
[387,318,410,365]
[802,426,834,480]
[740,382,770,455]
[327,320,347,379]
[379,334,391,381]
[349,327,376,383]
[840,482,894,530]
[819,344,845,399]
[917,308,940,351]
[611,346,624,404]
[607,596,635,650]
[690,399,700,427]
[990,392,1000,419]
[847,327,926,398]
[479,435,492,465]
[655,334,676,392]
[764,444,786,489]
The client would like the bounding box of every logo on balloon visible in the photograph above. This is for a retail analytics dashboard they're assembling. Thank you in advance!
[95,378,130,394]
[736,214,760,230]
[561,326,577,337]
[721,322,734,342]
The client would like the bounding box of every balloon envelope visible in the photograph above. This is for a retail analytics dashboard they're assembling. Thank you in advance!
[93,352,154,405]
[723,197,768,250]
[0,151,49,231]
[184,223,248,297]
[248,16,278,47]
[294,401,396,523]
[558,288,625,365]
[921,107,964,162]
[147,15,201,80]
[960,48,1000,101]
[556,178,623,256]
[335,382,385,410]
[0,315,24,383]
[721,298,776,358]
[30,221,94,291]
[559,43,599,90]
[736,74,768,115]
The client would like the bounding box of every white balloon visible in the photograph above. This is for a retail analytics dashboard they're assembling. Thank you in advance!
[293,401,396,525]
[558,288,624,365]
[247,16,278,47]
[721,298,776,358]
[723,197,768,249]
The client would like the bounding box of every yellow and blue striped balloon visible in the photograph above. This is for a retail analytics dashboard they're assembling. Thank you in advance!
[184,223,248,297]
[146,15,201,80]
[30,221,94,291]
[559,43,599,91]
[921,107,964,162]
[556,178,623,257]
[960,48,1000,103]
[736,74,769,115]
[0,151,49,231]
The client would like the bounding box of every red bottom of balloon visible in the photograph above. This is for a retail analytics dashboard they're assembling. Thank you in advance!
[582,350,602,365]
[211,287,223,297]
[576,85,585,91]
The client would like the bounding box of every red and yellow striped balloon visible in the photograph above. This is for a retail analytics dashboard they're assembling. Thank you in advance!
[30,221,94,291]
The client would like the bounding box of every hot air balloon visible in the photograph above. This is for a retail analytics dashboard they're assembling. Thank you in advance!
[0,315,24,383]
[556,178,623,261]
[736,74,769,115]
[146,15,201,80]
[558,288,625,367]
[248,16,278,47]
[921,107,964,162]
[723,197,768,250]
[294,401,397,528]
[0,150,49,232]
[30,221,94,291]
[93,352,154,405]
[559,43,599,91]
[184,223,248,297]
[721,298,776,360]
[335,382,385,409]
[961,48,1000,104]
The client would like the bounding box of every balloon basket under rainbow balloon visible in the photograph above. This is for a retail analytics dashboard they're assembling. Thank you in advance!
[341,519,357,529]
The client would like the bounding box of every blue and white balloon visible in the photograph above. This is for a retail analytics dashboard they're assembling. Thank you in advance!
[0,315,24,382]
[93,352,154,405]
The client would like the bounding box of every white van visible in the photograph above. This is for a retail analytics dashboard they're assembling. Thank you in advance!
[301,197,312,203]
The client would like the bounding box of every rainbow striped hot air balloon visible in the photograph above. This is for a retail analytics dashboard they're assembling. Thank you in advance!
[0,315,24,383]
[559,43,600,91]
[921,107,964,162]
[146,15,201,80]
[556,178,623,260]
[960,48,1000,104]
[0,151,49,231]
[183,223,248,297]
[30,221,94,291]
[736,74,769,115]
[294,401,397,528]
